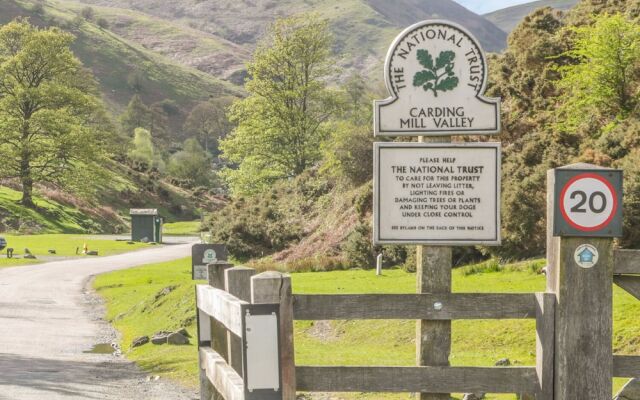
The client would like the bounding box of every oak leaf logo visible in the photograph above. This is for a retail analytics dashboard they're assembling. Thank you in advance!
[413,49,459,97]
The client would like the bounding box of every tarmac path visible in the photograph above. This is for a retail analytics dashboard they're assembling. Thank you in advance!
[0,239,198,400]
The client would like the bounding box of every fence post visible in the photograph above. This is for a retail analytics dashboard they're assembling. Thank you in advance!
[224,266,256,375]
[197,288,214,400]
[251,271,296,400]
[416,135,452,400]
[546,166,614,399]
[206,261,233,400]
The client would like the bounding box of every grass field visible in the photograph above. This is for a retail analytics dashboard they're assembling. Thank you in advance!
[163,221,202,236]
[0,234,151,267]
[94,258,639,398]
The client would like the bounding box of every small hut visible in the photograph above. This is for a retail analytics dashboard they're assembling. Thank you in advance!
[130,209,163,243]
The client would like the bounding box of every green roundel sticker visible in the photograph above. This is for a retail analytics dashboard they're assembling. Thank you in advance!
[202,249,217,264]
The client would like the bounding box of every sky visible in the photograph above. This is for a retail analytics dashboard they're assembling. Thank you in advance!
[454,0,536,15]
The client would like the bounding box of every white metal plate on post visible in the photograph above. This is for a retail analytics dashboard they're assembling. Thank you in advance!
[374,142,501,245]
[245,312,280,392]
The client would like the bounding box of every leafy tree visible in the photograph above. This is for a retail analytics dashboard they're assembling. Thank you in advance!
[183,97,233,154]
[97,18,109,30]
[80,6,94,21]
[120,95,170,145]
[126,70,148,93]
[322,122,373,187]
[167,138,213,187]
[120,95,151,136]
[0,19,111,207]
[556,14,640,133]
[220,14,340,195]
[127,128,164,171]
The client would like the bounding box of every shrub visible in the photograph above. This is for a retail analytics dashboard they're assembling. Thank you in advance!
[206,171,331,259]
[341,223,375,269]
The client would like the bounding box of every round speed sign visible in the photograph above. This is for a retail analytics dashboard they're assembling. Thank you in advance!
[559,173,619,232]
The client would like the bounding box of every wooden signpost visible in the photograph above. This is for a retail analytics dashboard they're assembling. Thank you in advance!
[374,20,501,400]
[547,164,623,400]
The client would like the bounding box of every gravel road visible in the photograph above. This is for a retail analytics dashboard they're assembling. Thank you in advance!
[0,239,199,400]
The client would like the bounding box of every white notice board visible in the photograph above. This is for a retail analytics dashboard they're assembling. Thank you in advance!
[374,142,501,245]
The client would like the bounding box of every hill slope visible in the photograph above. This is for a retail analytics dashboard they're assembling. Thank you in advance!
[68,0,508,82]
[0,0,241,134]
[485,0,578,33]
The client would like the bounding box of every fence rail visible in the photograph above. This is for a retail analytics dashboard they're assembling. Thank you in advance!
[293,293,538,320]
[200,347,244,400]
[613,355,640,378]
[290,291,555,399]
[295,366,538,393]
[614,249,640,274]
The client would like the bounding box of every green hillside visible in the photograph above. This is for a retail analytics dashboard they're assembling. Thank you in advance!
[485,0,578,33]
[59,0,251,84]
[0,0,241,132]
[70,0,508,84]
[0,186,122,234]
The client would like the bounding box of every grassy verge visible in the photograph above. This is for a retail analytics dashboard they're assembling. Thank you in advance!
[163,220,202,236]
[94,259,640,398]
[0,234,152,267]
[94,258,199,384]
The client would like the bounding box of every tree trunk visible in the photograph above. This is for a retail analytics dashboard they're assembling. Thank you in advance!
[20,152,35,208]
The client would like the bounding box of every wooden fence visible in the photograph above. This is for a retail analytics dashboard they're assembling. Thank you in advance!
[195,166,640,400]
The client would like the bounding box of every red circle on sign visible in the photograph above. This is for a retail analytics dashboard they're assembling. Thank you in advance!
[559,173,618,232]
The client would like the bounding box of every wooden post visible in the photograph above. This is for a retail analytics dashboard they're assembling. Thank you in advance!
[546,167,614,400]
[224,266,256,375]
[207,261,233,400]
[417,136,452,400]
[251,271,296,400]
[197,286,214,400]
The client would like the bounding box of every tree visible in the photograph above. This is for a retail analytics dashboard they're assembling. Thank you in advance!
[120,95,169,145]
[97,18,109,30]
[80,6,94,21]
[0,19,111,207]
[167,138,213,187]
[183,97,233,154]
[219,14,340,195]
[556,14,640,133]
[120,95,151,136]
[127,128,164,171]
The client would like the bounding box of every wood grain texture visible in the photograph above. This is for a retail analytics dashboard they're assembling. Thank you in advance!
[225,267,256,376]
[614,275,640,301]
[614,249,640,275]
[614,355,640,378]
[535,292,555,400]
[251,272,296,400]
[292,293,537,320]
[196,284,247,337]
[200,347,244,400]
[549,236,614,400]
[416,244,452,400]
[208,262,234,366]
[295,366,538,393]
[546,168,560,294]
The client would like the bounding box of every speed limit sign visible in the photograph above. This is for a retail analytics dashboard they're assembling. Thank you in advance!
[553,168,623,237]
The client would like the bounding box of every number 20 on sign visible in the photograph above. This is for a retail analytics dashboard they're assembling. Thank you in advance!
[553,168,623,237]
